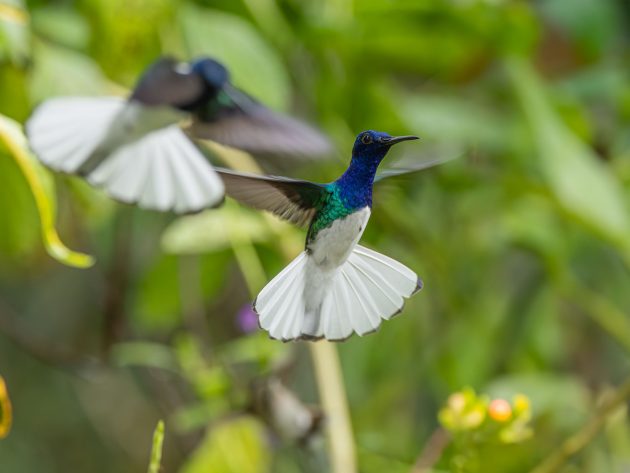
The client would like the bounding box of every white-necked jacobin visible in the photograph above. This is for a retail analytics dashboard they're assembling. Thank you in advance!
[26,56,331,214]
[217,130,448,342]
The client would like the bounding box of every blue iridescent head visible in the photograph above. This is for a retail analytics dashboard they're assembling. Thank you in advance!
[352,130,419,162]
[191,57,230,90]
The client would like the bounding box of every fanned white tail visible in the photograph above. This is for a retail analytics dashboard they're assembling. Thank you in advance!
[255,245,422,341]
[26,97,224,213]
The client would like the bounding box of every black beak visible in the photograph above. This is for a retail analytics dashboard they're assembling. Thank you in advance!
[385,135,420,145]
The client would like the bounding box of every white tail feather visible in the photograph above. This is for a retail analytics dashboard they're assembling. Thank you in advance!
[26,97,225,213]
[255,245,421,341]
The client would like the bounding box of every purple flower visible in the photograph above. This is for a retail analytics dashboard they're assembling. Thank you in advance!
[237,304,259,333]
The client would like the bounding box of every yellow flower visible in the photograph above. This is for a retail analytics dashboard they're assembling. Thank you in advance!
[0,375,12,439]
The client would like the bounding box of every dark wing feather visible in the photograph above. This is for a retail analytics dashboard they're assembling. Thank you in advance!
[187,84,332,159]
[216,168,328,227]
[130,57,205,108]
[375,155,459,182]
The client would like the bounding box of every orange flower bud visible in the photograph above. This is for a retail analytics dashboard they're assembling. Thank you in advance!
[488,399,512,422]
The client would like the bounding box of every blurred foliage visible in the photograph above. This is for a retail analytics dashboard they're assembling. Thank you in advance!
[1,0,630,472]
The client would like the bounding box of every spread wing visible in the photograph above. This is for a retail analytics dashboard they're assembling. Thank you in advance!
[375,155,459,182]
[216,168,329,227]
[130,56,205,108]
[187,84,332,159]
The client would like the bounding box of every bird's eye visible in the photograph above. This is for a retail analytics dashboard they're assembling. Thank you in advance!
[361,134,372,144]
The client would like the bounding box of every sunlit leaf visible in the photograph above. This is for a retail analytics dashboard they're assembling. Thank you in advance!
[179,417,271,473]
[0,375,12,439]
[0,114,95,268]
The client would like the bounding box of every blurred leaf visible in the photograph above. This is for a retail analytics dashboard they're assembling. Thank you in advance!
[486,373,590,433]
[31,7,90,50]
[173,400,231,434]
[133,254,182,332]
[111,342,180,373]
[0,114,94,268]
[29,40,113,102]
[180,4,290,110]
[180,416,271,473]
[0,375,12,439]
[540,0,622,57]
[508,58,630,250]
[147,420,164,473]
[83,0,175,83]
[162,207,272,255]
[398,93,512,152]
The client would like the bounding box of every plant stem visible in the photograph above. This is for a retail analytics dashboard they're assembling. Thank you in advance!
[0,115,94,268]
[529,377,630,473]
[310,341,357,473]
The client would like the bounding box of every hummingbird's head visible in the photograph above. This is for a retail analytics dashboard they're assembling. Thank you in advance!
[352,130,419,162]
[191,57,230,90]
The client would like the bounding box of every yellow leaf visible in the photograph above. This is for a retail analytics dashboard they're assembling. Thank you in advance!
[0,114,95,268]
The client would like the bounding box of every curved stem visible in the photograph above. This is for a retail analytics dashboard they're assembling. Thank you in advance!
[0,115,94,268]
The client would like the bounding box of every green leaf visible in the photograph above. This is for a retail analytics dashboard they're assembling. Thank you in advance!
[507,57,630,250]
[111,342,180,373]
[180,5,290,110]
[179,417,271,473]
[29,40,113,102]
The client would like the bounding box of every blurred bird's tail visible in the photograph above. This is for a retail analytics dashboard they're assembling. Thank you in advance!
[26,97,224,213]
[254,245,422,342]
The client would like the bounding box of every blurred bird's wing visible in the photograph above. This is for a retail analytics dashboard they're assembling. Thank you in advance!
[374,154,459,182]
[216,168,328,227]
[186,84,332,159]
[130,56,205,108]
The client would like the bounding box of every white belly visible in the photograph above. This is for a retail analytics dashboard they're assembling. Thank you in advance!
[307,207,371,270]
[302,207,371,326]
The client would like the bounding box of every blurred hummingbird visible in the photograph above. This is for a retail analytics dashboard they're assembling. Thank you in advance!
[26,56,331,214]
[217,130,450,341]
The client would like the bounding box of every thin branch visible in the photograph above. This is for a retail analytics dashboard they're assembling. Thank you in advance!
[529,377,630,473]
[410,428,450,473]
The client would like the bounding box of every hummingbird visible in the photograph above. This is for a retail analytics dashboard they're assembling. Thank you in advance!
[26,56,331,214]
[216,130,448,341]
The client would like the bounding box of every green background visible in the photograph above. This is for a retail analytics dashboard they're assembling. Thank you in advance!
[2,0,630,472]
